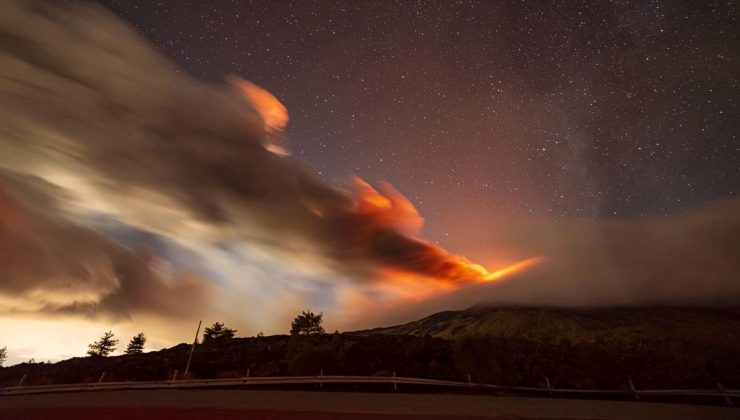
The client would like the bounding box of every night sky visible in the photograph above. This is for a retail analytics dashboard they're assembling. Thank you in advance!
[96,0,738,248]
[1,0,739,363]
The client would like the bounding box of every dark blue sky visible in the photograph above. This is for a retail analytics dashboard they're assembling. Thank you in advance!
[98,0,738,248]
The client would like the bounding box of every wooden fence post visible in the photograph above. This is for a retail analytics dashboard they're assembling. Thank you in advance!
[183,320,202,378]
[717,382,733,406]
[17,374,27,387]
[171,369,178,381]
[627,377,640,401]
[392,371,397,391]
[545,376,552,395]
[97,371,106,383]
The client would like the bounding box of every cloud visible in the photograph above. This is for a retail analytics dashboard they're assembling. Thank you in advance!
[0,0,504,319]
[0,169,211,319]
[359,197,740,327]
[0,0,737,338]
[0,0,463,328]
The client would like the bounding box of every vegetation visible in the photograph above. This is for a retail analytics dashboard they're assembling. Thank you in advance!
[87,331,118,357]
[2,329,737,390]
[0,334,454,386]
[203,322,236,342]
[290,310,325,336]
[1,306,739,392]
[0,346,6,367]
[125,333,147,355]
[356,305,740,346]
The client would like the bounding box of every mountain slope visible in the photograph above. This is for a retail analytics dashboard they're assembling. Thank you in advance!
[3,307,740,390]
[353,305,740,346]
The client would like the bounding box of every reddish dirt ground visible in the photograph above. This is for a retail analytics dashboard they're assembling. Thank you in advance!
[1,389,737,419]
[0,408,507,420]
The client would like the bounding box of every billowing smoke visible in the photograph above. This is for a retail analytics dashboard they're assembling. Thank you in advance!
[0,0,497,319]
[361,197,740,328]
[0,169,210,318]
[1,0,737,329]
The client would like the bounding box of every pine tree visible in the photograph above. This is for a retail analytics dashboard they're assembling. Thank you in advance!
[202,322,236,342]
[125,333,146,355]
[87,331,118,357]
[290,310,325,336]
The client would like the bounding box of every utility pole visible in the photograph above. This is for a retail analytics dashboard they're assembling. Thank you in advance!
[183,320,202,379]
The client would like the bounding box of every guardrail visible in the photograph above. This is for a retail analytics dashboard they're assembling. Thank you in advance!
[1,374,738,405]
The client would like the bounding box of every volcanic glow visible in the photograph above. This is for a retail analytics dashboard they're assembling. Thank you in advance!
[482,256,546,282]
[230,77,289,134]
[227,79,542,294]
[0,0,737,367]
[230,76,291,156]
[349,177,543,297]
[352,177,425,235]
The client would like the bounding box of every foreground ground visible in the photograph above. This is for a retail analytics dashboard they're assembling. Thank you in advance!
[6,307,740,391]
[1,390,737,419]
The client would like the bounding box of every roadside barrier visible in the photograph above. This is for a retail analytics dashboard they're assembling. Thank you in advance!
[1,374,738,406]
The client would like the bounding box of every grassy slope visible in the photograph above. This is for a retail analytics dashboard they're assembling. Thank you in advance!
[3,306,740,390]
[352,306,740,388]
[354,305,740,347]
[0,334,457,387]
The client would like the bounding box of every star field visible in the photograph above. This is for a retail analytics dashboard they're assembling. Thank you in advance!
[97,0,738,246]
[2,0,740,365]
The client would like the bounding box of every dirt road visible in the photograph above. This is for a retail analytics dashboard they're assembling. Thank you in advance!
[1,389,737,419]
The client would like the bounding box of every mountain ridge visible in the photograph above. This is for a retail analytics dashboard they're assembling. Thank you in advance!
[351,304,740,346]
[2,305,740,390]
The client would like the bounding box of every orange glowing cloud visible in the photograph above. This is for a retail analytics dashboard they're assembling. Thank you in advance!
[230,76,290,155]
[347,177,543,299]
[482,256,546,281]
[230,77,289,133]
[352,177,424,235]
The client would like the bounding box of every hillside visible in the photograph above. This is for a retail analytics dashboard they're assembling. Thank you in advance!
[2,306,740,391]
[0,335,456,387]
[353,305,740,346]
[352,305,740,388]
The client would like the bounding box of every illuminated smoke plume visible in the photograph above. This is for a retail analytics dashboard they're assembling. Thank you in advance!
[0,0,532,318]
[357,197,740,328]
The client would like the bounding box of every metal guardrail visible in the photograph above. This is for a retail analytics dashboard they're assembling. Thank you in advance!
[1,375,738,403]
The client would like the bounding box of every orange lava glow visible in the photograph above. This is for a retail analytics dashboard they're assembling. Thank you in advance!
[350,177,543,296]
[230,77,291,155]
[375,256,543,301]
[352,177,424,234]
[226,76,542,297]
[230,77,289,133]
[482,256,545,282]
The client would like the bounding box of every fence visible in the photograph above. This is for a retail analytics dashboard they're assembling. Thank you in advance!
[1,374,738,405]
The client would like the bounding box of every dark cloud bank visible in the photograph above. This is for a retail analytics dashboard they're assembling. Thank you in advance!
[0,0,738,323]
[0,0,495,319]
[365,197,740,327]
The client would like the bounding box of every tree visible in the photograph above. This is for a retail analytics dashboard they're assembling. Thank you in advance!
[0,346,6,367]
[290,310,325,336]
[87,331,118,357]
[202,322,236,342]
[125,333,146,355]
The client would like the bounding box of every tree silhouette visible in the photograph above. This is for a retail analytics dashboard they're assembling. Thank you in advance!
[125,333,146,355]
[290,310,325,336]
[0,346,6,367]
[202,322,236,342]
[87,331,118,357]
